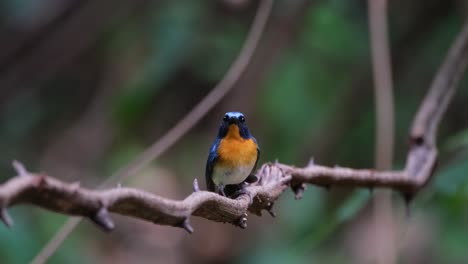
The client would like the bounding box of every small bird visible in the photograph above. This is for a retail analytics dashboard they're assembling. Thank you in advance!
[205,112,259,197]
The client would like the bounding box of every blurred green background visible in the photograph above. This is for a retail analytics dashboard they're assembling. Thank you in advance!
[0,0,468,263]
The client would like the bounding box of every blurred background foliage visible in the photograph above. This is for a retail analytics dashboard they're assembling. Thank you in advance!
[0,0,467,263]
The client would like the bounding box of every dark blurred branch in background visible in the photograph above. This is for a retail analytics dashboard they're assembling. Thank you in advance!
[0,0,147,108]
[369,0,394,171]
[0,0,83,69]
[368,0,396,263]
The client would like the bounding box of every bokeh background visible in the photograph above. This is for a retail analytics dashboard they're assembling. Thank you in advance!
[0,0,468,263]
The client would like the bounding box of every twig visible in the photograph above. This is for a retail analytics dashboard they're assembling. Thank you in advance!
[404,20,468,192]
[31,0,274,263]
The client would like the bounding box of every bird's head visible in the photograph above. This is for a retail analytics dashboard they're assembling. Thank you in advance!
[217,111,252,139]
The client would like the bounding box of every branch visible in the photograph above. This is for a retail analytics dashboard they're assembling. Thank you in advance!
[1,162,289,232]
[404,20,468,199]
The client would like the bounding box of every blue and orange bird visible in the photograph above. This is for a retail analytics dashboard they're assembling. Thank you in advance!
[205,112,259,196]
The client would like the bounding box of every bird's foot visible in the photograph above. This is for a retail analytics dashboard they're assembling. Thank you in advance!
[232,186,253,205]
[244,174,258,184]
[217,185,226,196]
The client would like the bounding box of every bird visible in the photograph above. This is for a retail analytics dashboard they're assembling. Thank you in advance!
[205,112,259,197]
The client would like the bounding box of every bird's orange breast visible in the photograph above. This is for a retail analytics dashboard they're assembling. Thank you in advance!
[217,125,257,168]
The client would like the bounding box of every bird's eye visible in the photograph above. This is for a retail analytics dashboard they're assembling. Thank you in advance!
[239,116,245,123]
[223,115,229,122]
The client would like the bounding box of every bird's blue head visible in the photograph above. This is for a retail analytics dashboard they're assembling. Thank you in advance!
[217,112,252,139]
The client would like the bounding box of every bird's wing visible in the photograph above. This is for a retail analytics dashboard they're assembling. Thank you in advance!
[205,139,219,192]
[253,146,260,173]
[245,137,260,183]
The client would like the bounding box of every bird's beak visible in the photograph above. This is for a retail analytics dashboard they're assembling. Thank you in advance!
[228,118,239,124]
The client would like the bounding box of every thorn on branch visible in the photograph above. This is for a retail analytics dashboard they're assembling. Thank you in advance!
[233,213,248,229]
[291,182,307,199]
[12,160,28,177]
[402,192,414,204]
[178,218,194,234]
[0,208,13,228]
[266,202,276,218]
[307,158,315,168]
[193,178,200,192]
[90,207,114,232]
[401,192,414,217]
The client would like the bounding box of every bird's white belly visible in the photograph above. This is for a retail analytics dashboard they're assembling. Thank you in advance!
[212,164,254,185]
